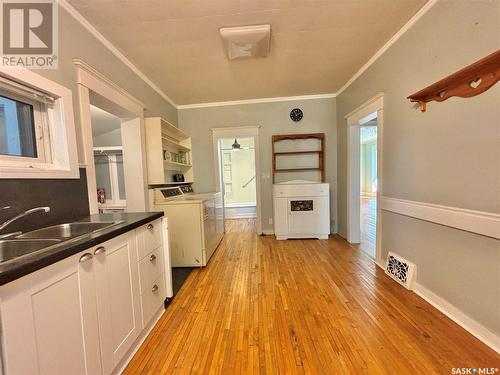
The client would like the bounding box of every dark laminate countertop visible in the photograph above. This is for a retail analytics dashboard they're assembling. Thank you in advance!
[0,211,164,286]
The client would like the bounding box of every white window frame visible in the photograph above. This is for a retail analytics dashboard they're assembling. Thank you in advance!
[0,87,50,165]
[0,68,79,179]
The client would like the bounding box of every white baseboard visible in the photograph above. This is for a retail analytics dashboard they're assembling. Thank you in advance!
[225,213,257,219]
[262,230,274,235]
[373,260,499,353]
[413,283,500,354]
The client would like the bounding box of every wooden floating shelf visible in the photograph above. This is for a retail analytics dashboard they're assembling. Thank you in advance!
[272,133,325,141]
[275,168,321,173]
[407,50,500,112]
[274,150,322,155]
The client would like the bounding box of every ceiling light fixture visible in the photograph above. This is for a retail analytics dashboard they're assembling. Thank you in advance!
[232,138,241,150]
[219,24,271,60]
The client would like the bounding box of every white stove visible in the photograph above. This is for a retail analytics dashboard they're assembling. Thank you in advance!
[154,184,224,267]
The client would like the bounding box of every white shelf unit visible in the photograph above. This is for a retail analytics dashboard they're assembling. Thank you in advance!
[145,117,194,185]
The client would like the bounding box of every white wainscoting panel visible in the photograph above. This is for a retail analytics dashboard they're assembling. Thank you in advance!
[379,196,500,239]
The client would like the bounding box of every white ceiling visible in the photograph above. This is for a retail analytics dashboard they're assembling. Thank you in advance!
[90,105,121,137]
[68,0,427,105]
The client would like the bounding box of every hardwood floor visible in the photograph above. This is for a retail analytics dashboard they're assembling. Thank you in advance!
[360,195,377,258]
[125,220,499,374]
[225,218,256,233]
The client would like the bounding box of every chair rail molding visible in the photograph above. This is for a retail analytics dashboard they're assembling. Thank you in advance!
[379,196,500,239]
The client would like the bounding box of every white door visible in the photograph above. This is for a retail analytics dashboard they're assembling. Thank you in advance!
[93,231,142,374]
[0,250,102,375]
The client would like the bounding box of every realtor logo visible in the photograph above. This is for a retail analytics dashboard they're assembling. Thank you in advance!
[1,0,58,68]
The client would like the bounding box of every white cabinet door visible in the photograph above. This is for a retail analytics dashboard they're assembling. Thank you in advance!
[93,231,142,374]
[0,250,101,375]
[273,197,288,236]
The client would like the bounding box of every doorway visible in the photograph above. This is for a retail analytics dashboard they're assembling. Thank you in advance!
[359,124,377,258]
[75,60,148,214]
[211,126,262,235]
[346,93,384,263]
[220,137,257,220]
[90,105,127,212]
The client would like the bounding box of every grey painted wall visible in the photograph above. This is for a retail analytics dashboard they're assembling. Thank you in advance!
[178,98,337,233]
[336,1,500,334]
[36,5,178,164]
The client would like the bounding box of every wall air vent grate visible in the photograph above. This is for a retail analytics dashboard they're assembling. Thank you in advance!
[385,252,416,290]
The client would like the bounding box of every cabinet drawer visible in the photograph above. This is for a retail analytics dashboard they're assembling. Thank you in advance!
[137,219,162,260]
[138,247,163,293]
[141,273,165,325]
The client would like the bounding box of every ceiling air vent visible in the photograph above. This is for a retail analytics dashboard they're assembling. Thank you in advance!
[385,252,416,290]
[219,24,271,60]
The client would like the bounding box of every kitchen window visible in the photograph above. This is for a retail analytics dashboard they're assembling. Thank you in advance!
[0,69,79,178]
[0,90,50,164]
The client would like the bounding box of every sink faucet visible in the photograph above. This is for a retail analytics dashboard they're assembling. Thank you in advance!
[0,206,51,233]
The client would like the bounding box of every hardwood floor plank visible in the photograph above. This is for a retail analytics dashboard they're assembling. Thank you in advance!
[124,219,499,374]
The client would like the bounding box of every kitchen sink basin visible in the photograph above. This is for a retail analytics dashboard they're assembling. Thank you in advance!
[0,239,61,263]
[17,221,124,240]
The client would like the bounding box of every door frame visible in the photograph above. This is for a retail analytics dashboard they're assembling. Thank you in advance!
[345,93,384,262]
[210,126,262,234]
[74,59,148,213]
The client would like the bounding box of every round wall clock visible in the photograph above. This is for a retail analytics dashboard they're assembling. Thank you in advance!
[290,108,303,122]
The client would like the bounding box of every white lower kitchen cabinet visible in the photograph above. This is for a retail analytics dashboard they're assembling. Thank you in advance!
[92,231,142,374]
[0,218,169,375]
[0,249,102,375]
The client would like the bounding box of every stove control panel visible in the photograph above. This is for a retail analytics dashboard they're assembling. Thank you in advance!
[160,187,183,198]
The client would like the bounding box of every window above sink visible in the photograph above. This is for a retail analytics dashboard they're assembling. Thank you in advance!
[0,68,79,179]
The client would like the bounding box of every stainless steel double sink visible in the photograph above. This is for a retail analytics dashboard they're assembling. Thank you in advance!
[0,221,124,263]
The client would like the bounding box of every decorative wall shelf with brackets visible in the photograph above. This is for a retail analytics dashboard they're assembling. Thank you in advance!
[407,50,500,112]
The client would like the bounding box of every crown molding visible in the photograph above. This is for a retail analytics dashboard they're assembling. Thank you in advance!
[177,93,337,110]
[336,0,438,96]
[58,0,178,109]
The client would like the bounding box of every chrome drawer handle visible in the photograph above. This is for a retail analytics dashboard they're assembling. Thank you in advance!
[79,253,93,263]
[147,224,154,230]
[149,254,157,262]
[151,284,159,293]
[94,246,106,256]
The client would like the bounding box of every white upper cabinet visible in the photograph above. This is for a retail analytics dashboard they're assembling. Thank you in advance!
[145,117,193,185]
